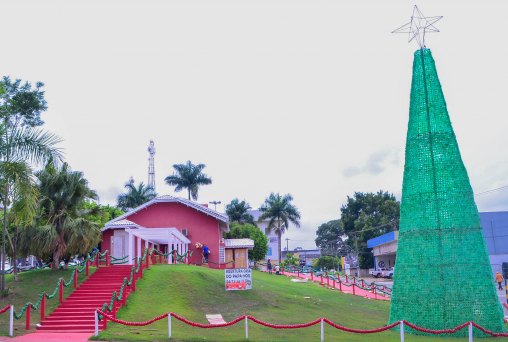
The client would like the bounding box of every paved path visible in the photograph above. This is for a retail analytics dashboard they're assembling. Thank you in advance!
[0,333,91,342]
[496,287,508,316]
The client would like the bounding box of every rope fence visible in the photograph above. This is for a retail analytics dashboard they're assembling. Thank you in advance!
[266,268,391,301]
[95,310,508,341]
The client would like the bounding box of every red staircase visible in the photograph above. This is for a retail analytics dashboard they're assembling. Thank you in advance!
[36,265,133,333]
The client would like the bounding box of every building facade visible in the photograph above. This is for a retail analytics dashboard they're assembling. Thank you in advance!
[248,209,280,262]
[367,211,508,275]
[101,195,230,266]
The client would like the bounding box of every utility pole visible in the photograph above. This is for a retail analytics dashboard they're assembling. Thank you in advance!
[285,238,290,252]
[147,141,156,192]
[209,201,221,211]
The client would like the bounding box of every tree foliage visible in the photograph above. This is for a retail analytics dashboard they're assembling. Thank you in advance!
[82,202,124,227]
[0,76,61,290]
[164,161,212,201]
[281,253,299,268]
[117,178,156,211]
[224,222,268,262]
[340,191,400,269]
[259,193,301,264]
[18,163,101,269]
[314,219,348,257]
[225,198,254,224]
[313,256,342,271]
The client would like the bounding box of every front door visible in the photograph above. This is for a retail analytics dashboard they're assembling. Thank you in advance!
[225,249,234,265]
[112,236,124,259]
[235,249,247,268]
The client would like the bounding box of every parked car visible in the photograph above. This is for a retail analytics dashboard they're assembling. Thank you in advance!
[369,268,389,278]
[382,267,394,279]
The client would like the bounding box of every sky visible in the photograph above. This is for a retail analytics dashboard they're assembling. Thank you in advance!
[2,0,507,250]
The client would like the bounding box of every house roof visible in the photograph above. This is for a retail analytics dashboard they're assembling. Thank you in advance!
[101,219,141,231]
[126,227,191,245]
[224,238,254,249]
[105,195,229,231]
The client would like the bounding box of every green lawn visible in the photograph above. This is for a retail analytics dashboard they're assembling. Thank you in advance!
[95,265,501,342]
[0,266,95,336]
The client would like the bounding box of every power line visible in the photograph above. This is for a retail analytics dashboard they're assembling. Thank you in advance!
[474,185,508,197]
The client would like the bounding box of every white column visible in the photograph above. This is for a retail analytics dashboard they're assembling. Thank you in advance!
[137,236,141,259]
[168,232,173,264]
[128,231,134,265]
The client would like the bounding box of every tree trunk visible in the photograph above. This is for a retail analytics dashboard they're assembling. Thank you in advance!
[12,227,17,282]
[277,230,282,265]
[188,188,191,200]
[1,191,8,292]
[52,232,66,271]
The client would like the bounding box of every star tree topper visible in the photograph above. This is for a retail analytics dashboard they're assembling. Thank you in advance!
[392,6,443,48]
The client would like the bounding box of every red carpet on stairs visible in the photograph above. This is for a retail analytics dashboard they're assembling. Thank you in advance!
[36,265,133,333]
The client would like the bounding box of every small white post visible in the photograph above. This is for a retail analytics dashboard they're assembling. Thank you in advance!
[245,316,249,339]
[399,321,404,342]
[320,318,324,342]
[469,322,473,342]
[9,305,13,337]
[94,310,99,337]
[168,313,172,339]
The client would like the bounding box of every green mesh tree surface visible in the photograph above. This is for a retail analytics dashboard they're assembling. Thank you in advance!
[388,49,506,337]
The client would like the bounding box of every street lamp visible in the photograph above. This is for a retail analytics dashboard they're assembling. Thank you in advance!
[209,201,221,211]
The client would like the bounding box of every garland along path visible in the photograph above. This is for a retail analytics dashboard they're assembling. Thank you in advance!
[95,265,505,341]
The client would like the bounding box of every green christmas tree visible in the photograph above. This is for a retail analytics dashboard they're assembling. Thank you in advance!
[388,48,506,336]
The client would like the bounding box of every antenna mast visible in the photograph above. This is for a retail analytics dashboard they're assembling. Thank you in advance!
[147,140,156,192]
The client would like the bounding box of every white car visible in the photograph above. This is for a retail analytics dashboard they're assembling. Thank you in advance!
[370,268,389,278]
[382,267,394,279]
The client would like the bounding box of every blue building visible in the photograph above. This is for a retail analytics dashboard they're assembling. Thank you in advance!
[367,211,508,274]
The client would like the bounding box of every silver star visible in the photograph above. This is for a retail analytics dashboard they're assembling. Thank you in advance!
[392,6,443,48]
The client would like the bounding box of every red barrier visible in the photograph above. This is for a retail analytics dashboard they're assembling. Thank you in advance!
[41,293,46,321]
[59,279,64,304]
[0,305,11,314]
[73,269,78,289]
[86,260,90,276]
[95,311,508,337]
[25,305,31,330]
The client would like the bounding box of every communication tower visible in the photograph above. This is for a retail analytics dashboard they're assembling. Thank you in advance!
[147,140,156,192]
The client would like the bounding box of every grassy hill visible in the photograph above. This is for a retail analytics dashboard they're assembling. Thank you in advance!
[95,265,474,341]
[0,267,93,335]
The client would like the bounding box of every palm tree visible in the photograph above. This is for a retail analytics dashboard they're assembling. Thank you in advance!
[30,163,101,270]
[0,77,62,290]
[226,199,255,224]
[0,161,39,281]
[117,178,156,211]
[165,161,212,201]
[0,124,61,290]
[259,193,301,264]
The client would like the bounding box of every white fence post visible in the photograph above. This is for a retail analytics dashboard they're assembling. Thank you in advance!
[245,316,248,339]
[399,321,404,342]
[320,318,324,342]
[168,313,172,339]
[9,305,13,337]
[469,322,473,342]
[94,310,99,337]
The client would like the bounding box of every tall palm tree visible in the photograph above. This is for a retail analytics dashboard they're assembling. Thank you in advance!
[226,198,255,224]
[117,178,156,211]
[259,193,301,264]
[0,77,62,290]
[0,161,39,281]
[0,124,61,290]
[30,163,101,270]
[165,161,212,201]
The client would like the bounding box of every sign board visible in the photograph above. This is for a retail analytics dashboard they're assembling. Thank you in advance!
[225,268,252,291]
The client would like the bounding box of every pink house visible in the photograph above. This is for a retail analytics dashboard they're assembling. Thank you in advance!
[101,195,229,266]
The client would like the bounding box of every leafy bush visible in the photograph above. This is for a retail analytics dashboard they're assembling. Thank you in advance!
[313,256,341,271]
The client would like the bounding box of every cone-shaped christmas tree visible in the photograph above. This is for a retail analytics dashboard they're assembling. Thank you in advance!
[388,48,506,336]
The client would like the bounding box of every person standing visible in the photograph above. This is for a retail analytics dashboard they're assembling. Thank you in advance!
[495,271,503,290]
[267,259,272,274]
[203,245,210,263]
